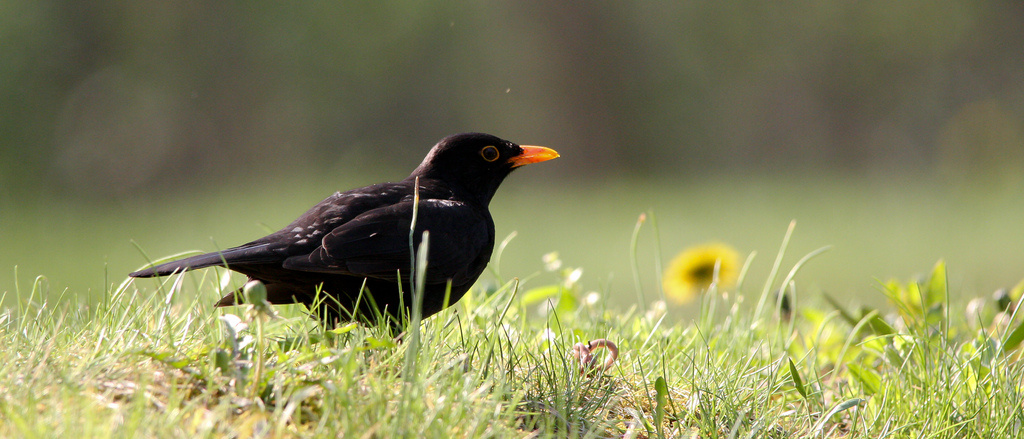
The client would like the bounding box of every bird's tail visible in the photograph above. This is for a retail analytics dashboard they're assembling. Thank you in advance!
[129,244,275,278]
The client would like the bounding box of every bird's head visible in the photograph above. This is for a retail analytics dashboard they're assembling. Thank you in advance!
[411,133,559,205]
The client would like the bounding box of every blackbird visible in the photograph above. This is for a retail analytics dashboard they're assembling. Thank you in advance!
[130,133,558,327]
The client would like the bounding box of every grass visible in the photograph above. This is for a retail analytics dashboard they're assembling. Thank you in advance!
[3,220,1024,438]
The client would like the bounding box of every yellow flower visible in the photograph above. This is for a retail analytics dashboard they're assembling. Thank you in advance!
[662,242,740,303]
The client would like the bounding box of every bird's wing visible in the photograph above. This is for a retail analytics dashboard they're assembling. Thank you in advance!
[130,183,415,278]
[282,199,491,286]
[248,182,415,247]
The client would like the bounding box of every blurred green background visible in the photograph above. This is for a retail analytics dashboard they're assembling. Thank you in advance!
[2,2,1023,311]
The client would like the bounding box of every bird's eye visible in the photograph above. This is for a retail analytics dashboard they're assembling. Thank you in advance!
[480,145,500,162]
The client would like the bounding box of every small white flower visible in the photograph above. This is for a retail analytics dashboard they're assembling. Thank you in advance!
[543,252,562,271]
[965,298,987,327]
[500,323,520,342]
[645,300,667,320]
[219,314,249,336]
[565,268,583,287]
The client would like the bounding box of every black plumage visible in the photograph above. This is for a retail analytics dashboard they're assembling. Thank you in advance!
[130,133,558,327]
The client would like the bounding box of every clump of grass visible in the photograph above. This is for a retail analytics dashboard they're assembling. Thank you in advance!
[2,222,1024,438]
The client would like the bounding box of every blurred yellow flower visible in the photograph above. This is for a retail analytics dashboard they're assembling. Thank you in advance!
[662,242,740,303]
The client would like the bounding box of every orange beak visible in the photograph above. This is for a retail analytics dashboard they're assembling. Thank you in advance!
[509,145,559,168]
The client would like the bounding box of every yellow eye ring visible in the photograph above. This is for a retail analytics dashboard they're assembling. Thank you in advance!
[480,145,500,162]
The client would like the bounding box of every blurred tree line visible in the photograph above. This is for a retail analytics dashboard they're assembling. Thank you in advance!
[2,2,1023,200]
